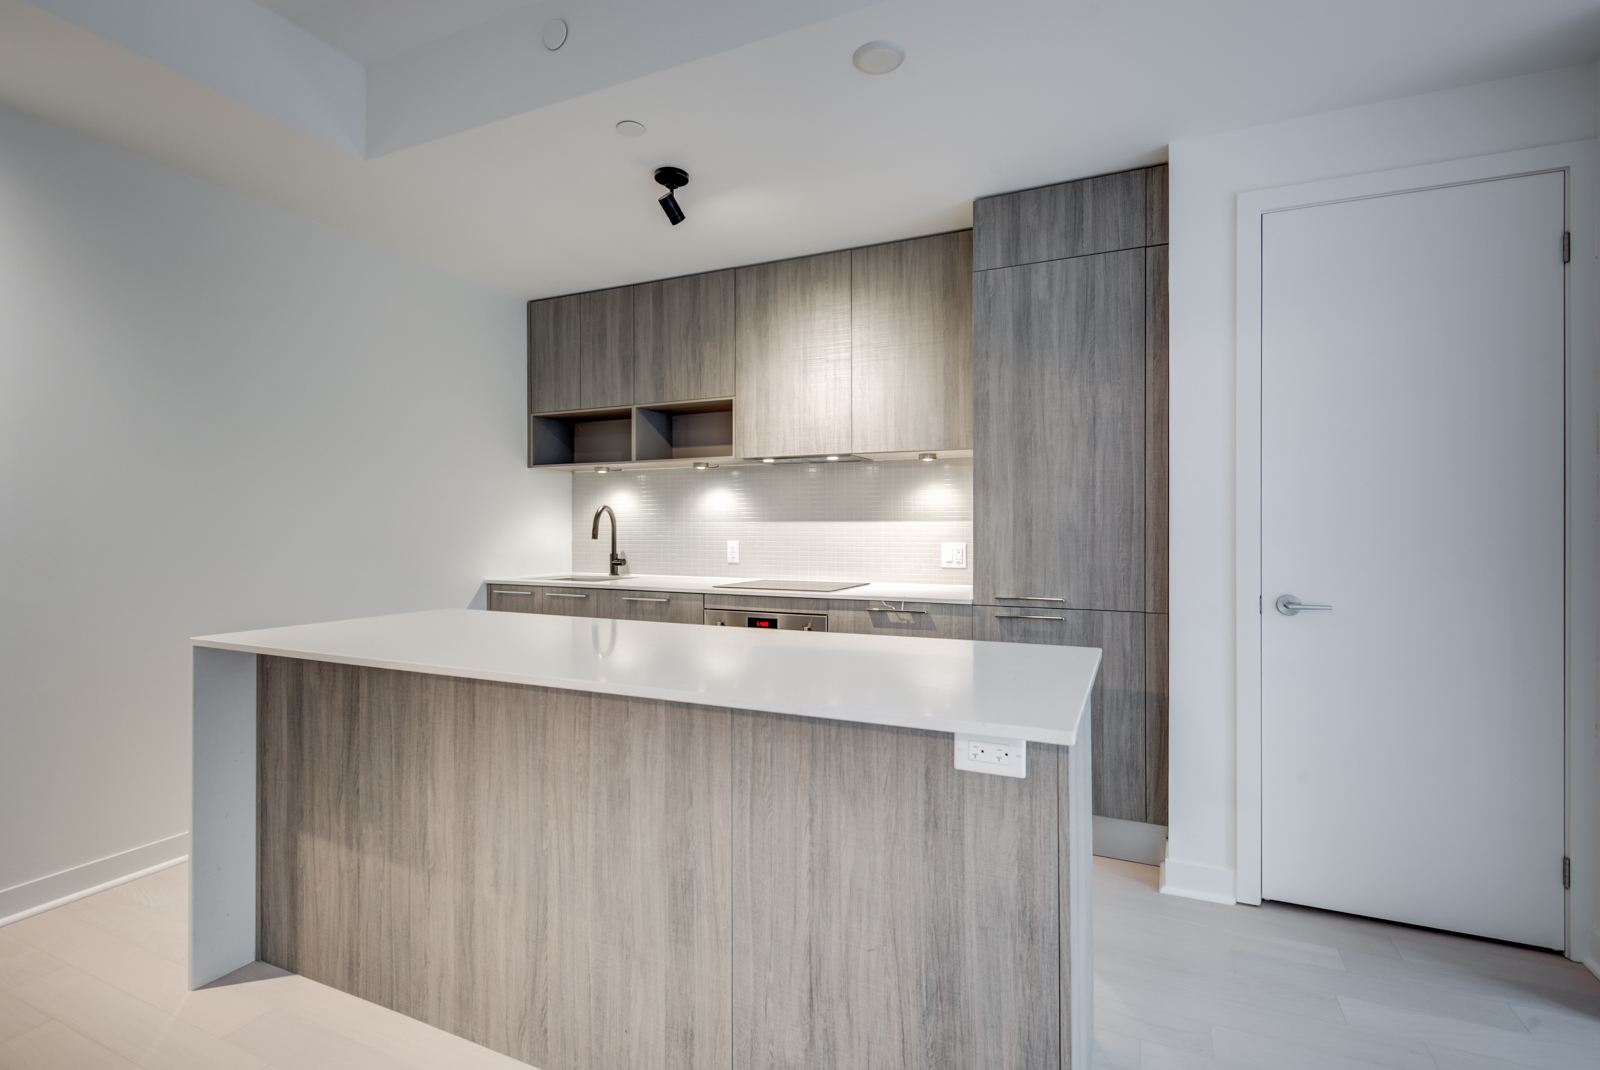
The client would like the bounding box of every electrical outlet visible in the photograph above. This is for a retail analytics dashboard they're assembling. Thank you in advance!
[953,733,1026,778]
[941,542,967,569]
[726,540,740,564]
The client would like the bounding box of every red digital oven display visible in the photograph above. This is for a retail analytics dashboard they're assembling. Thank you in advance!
[748,616,778,628]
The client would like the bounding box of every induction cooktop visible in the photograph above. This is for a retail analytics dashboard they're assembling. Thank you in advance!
[712,579,869,593]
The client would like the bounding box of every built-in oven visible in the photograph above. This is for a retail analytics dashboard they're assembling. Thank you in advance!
[704,609,828,631]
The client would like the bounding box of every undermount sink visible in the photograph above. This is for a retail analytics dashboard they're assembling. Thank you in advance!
[538,574,622,583]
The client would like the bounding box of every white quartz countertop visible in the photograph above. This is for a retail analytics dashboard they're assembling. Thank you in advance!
[193,608,1096,746]
[484,573,974,603]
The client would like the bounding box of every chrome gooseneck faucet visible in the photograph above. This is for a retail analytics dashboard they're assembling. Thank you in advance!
[591,505,627,576]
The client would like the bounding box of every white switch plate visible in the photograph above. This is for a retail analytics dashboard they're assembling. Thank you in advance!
[726,540,740,564]
[953,732,1026,778]
[941,542,967,569]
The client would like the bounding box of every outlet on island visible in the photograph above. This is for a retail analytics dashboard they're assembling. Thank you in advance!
[941,542,967,569]
[726,540,739,564]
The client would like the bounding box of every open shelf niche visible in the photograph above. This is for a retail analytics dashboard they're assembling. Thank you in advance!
[529,398,734,470]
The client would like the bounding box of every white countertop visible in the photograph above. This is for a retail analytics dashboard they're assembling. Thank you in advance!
[484,573,974,604]
[193,608,1096,746]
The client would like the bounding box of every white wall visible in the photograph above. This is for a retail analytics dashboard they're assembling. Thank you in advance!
[0,103,571,921]
[1165,64,1600,913]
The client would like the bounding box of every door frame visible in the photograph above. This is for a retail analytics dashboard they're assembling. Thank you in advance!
[1233,142,1600,962]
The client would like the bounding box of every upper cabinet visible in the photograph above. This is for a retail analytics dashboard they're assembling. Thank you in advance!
[972,163,1167,613]
[735,251,852,459]
[578,287,634,409]
[529,287,634,414]
[529,294,582,414]
[850,232,974,455]
[528,229,977,466]
[635,270,736,405]
[972,168,1149,271]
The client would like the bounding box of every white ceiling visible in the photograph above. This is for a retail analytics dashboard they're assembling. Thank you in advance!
[256,0,536,64]
[2,0,1599,299]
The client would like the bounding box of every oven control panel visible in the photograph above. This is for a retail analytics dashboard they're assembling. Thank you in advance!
[704,610,828,632]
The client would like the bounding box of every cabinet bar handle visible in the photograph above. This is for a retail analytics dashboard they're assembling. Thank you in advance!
[993,613,1066,621]
[492,589,534,594]
[622,597,671,603]
[997,596,1066,602]
[545,592,589,599]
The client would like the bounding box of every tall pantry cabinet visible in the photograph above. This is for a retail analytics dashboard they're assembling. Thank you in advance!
[972,165,1169,828]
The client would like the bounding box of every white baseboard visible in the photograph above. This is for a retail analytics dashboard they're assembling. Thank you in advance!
[0,833,190,928]
[1092,816,1167,865]
[1159,855,1237,904]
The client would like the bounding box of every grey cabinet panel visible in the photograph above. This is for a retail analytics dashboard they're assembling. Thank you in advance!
[488,585,540,613]
[1146,245,1169,613]
[826,600,973,640]
[579,286,634,409]
[1145,164,1168,246]
[258,658,732,1070]
[1145,613,1169,826]
[973,606,1147,823]
[536,586,603,617]
[850,232,974,453]
[530,295,582,414]
[973,169,1147,271]
[635,270,736,404]
[973,249,1146,610]
[735,251,852,458]
[599,589,705,624]
[733,711,1062,1070]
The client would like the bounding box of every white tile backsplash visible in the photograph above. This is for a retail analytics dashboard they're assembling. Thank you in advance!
[572,459,973,584]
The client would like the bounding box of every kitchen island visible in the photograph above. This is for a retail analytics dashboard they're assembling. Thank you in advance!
[191,608,1099,1070]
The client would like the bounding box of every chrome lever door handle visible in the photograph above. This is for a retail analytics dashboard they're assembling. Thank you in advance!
[1276,594,1332,616]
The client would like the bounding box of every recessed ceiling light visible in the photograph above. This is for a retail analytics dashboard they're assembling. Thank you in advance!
[852,40,903,75]
[543,18,568,50]
[615,120,645,137]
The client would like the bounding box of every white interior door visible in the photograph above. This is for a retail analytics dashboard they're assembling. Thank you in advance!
[1259,171,1566,948]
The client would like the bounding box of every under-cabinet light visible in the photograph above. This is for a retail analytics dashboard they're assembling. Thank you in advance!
[919,453,936,461]
[826,455,839,461]
[762,458,775,463]
[595,466,611,474]
[694,462,708,469]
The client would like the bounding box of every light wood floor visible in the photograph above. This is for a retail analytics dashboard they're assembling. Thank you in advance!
[0,858,1596,1069]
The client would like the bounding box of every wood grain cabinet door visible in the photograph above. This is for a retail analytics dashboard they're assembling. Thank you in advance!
[529,295,582,414]
[972,168,1147,271]
[974,605,1148,823]
[487,585,540,613]
[635,270,735,404]
[826,600,974,640]
[973,249,1145,610]
[850,232,973,454]
[599,589,705,624]
[535,586,604,617]
[579,286,635,409]
[735,251,851,459]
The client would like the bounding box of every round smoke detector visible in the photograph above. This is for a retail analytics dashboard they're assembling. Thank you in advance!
[615,120,646,136]
[852,40,903,74]
[543,18,568,50]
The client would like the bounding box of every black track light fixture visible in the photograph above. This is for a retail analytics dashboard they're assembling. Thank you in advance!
[654,166,688,225]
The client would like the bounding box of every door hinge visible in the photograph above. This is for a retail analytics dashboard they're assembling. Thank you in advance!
[1563,232,1571,263]
[1563,856,1571,889]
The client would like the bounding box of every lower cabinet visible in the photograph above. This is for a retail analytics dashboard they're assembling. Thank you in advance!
[974,605,1166,825]
[827,600,973,640]
[599,589,705,624]
[487,585,539,612]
